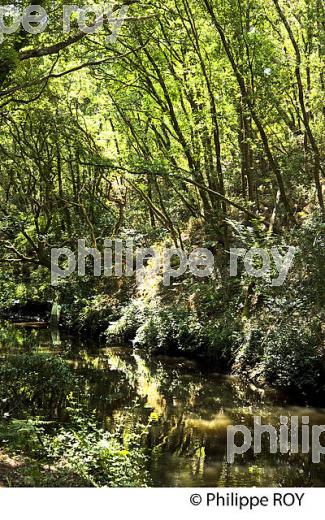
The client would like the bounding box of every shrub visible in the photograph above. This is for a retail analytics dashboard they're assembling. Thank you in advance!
[204,320,241,368]
[105,300,146,344]
[0,354,76,417]
[134,306,205,354]
[262,319,323,395]
[76,295,121,334]
[0,403,150,487]
[43,406,149,487]
[293,214,325,306]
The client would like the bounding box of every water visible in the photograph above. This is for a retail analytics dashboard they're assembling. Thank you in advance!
[1,323,325,487]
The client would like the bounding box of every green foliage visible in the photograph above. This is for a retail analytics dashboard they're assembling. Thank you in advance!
[0,353,149,487]
[0,417,49,455]
[0,403,149,487]
[0,354,76,417]
[42,402,149,487]
[135,306,205,355]
[133,304,240,367]
[263,319,323,395]
[203,320,241,368]
[294,213,325,306]
[76,294,121,334]
[105,299,146,344]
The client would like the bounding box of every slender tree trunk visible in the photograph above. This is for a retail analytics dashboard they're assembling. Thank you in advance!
[203,0,294,220]
[272,0,324,218]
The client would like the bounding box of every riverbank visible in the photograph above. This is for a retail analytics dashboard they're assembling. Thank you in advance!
[0,215,324,404]
[61,217,324,403]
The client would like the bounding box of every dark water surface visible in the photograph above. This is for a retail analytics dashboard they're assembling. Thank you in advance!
[1,323,325,487]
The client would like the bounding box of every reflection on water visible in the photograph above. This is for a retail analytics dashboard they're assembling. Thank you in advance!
[1,323,325,487]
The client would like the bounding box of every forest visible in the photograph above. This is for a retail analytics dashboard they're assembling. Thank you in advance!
[0,0,324,487]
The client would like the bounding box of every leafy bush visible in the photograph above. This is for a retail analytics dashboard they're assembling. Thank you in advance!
[0,354,76,417]
[77,294,121,334]
[132,300,240,367]
[134,306,205,354]
[43,403,149,487]
[0,403,150,487]
[263,319,323,395]
[0,417,49,455]
[203,320,241,368]
[105,300,146,344]
[293,214,325,306]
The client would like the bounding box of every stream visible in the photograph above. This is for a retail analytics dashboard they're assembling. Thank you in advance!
[1,322,325,487]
